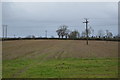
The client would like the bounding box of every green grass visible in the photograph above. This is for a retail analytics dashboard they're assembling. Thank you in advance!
[3,58,118,78]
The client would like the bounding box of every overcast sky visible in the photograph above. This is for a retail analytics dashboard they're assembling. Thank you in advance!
[2,2,118,38]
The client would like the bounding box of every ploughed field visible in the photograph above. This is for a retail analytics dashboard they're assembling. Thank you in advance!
[2,40,118,78]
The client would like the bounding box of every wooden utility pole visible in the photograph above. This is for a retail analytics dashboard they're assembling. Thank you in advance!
[83,18,89,45]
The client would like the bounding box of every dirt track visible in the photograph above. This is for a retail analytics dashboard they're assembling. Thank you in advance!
[3,40,118,60]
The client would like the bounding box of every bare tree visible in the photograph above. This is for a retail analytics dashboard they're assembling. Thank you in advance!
[56,25,69,39]
[81,31,86,37]
[106,30,113,38]
[26,35,35,38]
[81,27,92,38]
[89,27,94,37]
[64,29,70,39]
[97,30,105,38]
[56,29,62,38]
[69,30,80,39]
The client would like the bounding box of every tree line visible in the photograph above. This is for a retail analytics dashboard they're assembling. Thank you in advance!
[56,25,119,40]
[2,24,119,41]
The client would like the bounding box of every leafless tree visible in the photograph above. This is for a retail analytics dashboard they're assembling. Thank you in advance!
[97,30,105,38]
[81,31,86,37]
[69,30,80,39]
[26,35,35,38]
[89,27,94,37]
[81,27,92,38]
[106,30,113,38]
[56,25,69,39]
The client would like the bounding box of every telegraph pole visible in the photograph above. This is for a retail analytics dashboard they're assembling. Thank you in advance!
[83,18,89,45]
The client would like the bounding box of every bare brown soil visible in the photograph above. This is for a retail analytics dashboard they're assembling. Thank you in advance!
[2,40,118,60]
